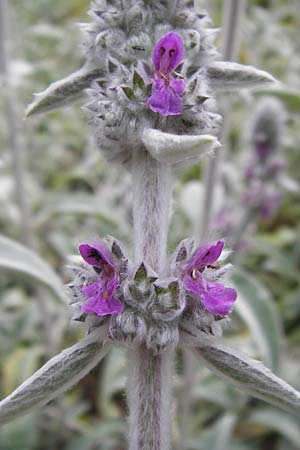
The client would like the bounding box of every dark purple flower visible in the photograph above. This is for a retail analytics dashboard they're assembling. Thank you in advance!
[184,241,237,316]
[147,31,185,116]
[79,243,124,316]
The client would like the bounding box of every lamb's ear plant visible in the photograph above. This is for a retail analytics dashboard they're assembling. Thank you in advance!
[1,1,300,449]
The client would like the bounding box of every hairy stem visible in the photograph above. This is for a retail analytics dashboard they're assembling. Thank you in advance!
[128,149,173,450]
[132,149,171,271]
[128,346,173,450]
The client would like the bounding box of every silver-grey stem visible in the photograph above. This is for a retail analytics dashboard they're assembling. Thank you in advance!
[128,149,173,450]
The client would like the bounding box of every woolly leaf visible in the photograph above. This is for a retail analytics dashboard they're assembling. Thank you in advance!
[192,343,300,417]
[26,65,104,116]
[207,61,276,90]
[141,129,220,164]
[0,328,111,425]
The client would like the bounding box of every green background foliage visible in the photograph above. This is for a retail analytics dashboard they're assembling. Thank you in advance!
[0,0,300,449]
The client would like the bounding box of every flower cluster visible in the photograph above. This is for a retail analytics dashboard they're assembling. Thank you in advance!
[213,97,288,247]
[84,0,221,163]
[68,236,237,352]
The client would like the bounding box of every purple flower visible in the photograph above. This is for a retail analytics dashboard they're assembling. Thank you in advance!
[147,31,185,116]
[184,241,237,316]
[79,243,124,316]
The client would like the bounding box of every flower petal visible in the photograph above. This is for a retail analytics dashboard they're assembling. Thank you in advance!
[201,282,237,316]
[152,31,184,74]
[183,270,204,298]
[187,240,224,270]
[81,272,122,316]
[147,82,183,116]
[79,242,115,269]
[170,77,185,95]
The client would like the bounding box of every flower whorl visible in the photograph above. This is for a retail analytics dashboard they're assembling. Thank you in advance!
[83,0,221,163]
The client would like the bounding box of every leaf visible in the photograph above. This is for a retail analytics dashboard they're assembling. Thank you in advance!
[207,61,276,90]
[0,414,39,450]
[0,327,111,425]
[65,420,126,450]
[3,346,45,395]
[255,87,300,112]
[35,194,121,229]
[141,129,220,164]
[187,414,236,450]
[98,348,126,417]
[247,407,300,448]
[231,268,283,372]
[0,235,66,303]
[192,343,300,417]
[193,377,240,409]
[254,238,300,282]
[25,64,104,116]
[208,414,236,450]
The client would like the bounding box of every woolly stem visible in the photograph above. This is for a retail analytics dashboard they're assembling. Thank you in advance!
[128,346,173,450]
[127,149,172,450]
[132,148,171,271]
[199,0,247,239]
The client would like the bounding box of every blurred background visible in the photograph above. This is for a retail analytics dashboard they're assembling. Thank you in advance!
[0,0,300,449]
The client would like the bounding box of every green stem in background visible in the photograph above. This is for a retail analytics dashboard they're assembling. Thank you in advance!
[199,0,247,239]
[127,149,173,450]
[0,0,32,246]
[180,2,248,449]
[0,0,57,355]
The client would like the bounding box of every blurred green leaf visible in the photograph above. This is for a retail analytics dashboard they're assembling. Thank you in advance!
[0,414,38,450]
[2,346,45,395]
[232,268,283,372]
[255,87,300,111]
[36,194,122,229]
[247,407,300,447]
[188,414,236,450]
[65,420,126,450]
[99,348,126,418]
[0,235,66,302]
[254,238,300,283]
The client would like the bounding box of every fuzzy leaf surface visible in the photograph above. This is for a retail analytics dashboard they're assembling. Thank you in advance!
[0,328,111,425]
[207,61,276,90]
[141,129,220,164]
[26,65,104,116]
[192,343,300,416]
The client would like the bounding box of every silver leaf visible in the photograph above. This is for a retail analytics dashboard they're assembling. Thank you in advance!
[0,327,111,424]
[192,343,300,416]
[25,64,104,117]
[207,61,276,90]
[141,129,220,164]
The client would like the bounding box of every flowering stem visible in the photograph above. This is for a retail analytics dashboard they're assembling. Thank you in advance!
[128,149,172,450]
